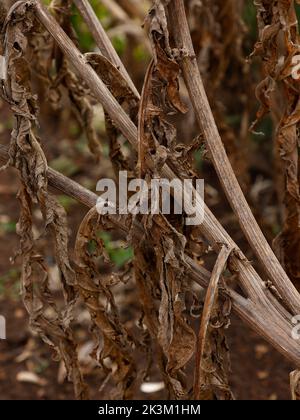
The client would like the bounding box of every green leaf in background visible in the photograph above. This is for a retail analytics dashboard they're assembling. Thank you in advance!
[0,220,16,234]
[99,232,133,268]
[0,268,21,301]
[50,156,80,177]
[57,195,76,211]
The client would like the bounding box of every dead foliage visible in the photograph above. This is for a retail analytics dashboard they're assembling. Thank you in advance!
[252,0,300,289]
[0,0,300,401]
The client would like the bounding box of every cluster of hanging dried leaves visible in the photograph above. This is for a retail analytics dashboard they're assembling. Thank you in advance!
[252,0,300,287]
[0,0,300,400]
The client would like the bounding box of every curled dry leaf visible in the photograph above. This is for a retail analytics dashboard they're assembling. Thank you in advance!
[132,214,196,399]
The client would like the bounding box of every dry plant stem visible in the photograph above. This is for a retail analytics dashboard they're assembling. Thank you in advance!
[193,245,233,399]
[167,0,300,315]
[0,144,300,366]
[29,0,300,362]
[72,0,140,98]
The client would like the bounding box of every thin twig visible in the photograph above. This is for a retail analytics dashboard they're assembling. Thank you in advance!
[167,0,300,315]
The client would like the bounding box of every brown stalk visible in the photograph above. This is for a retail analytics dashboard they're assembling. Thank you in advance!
[1,143,300,366]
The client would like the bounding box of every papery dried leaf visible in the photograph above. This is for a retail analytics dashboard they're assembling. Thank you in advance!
[131,211,196,399]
